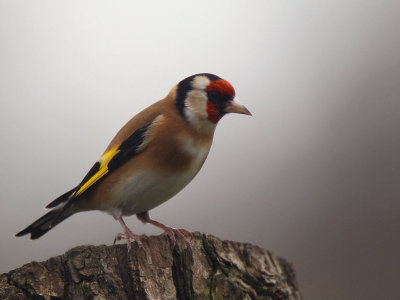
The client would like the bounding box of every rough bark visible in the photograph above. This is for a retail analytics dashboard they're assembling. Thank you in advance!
[0,232,301,299]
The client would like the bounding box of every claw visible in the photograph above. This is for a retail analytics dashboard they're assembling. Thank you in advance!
[115,216,146,252]
[114,232,146,252]
[136,212,192,251]
[177,228,192,238]
[161,227,192,252]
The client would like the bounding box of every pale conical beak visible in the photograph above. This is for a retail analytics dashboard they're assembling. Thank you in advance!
[224,99,252,116]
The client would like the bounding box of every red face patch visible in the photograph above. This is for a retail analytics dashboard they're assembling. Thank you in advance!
[206,102,223,123]
[205,79,235,97]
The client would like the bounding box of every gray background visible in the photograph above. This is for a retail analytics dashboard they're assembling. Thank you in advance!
[1,1,400,299]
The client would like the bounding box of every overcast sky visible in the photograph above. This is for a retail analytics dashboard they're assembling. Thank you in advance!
[1,1,400,299]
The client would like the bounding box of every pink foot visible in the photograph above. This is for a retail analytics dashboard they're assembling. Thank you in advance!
[113,232,147,252]
[135,212,193,252]
[162,227,192,251]
[115,216,147,252]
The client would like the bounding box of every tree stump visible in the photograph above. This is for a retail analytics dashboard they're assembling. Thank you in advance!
[0,232,301,299]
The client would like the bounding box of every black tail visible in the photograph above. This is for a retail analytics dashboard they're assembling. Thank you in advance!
[16,206,74,239]
[45,187,77,209]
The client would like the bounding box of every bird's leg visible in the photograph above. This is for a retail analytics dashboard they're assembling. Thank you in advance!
[114,215,147,252]
[136,211,192,249]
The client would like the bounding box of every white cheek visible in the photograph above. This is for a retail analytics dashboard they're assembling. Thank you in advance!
[184,90,208,122]
[183,86,217,133]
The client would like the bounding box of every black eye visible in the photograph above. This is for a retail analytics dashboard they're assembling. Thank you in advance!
[207,91,219,102]
[207,91,218,100]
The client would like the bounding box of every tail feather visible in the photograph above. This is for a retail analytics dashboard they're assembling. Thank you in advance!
[45,187,77,209]
[16,206,73,239]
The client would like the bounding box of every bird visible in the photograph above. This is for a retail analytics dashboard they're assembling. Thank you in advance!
[16,73,252,250]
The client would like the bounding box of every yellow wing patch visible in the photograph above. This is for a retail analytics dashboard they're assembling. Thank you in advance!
[75,146,120,196]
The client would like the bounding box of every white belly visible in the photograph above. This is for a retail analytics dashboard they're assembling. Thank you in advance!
[112,170,195,216]
[112,145,210,216]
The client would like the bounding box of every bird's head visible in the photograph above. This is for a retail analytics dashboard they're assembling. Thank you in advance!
[175,73,251,132]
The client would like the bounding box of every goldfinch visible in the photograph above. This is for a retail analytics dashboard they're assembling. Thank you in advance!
[16,73,251,250]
